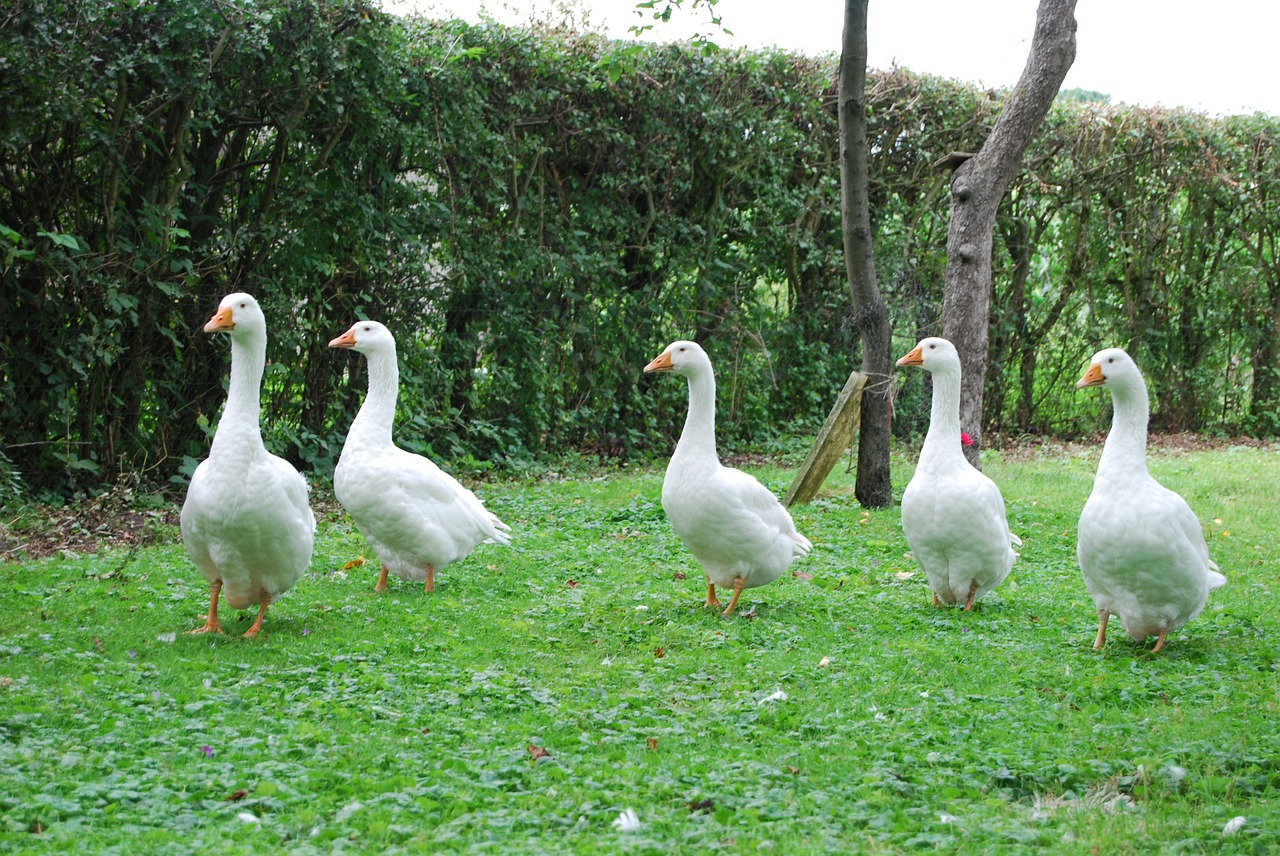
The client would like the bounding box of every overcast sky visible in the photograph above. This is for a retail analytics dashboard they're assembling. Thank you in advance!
[383,0,1279,117]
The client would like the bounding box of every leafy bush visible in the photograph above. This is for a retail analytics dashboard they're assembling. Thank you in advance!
[1,2,1278,500]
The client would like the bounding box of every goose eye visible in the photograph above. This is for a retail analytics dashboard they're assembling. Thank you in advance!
[928,343,936,349]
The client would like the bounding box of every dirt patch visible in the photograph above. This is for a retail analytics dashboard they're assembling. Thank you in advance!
[988,431,1276,462]
[0,488,345,562]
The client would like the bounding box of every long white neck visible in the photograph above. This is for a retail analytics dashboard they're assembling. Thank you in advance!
[671,365,718,466]
[209,330,266,456]
[347,346,399,448]
[918,364,966,470]
[1098,376,1150,479]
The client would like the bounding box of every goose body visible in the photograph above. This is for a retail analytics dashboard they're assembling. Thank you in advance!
[644,340,811,616]
[330,321,510,592]
[180,293,315,637]
[1076,348,1225,651]
[897,338,1020,609]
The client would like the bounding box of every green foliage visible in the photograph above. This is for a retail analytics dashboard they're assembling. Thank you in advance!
[1057,87,1111,104]
[2,3,1280,502]
[0,447,1278,850]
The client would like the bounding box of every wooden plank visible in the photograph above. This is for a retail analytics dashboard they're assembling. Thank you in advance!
[784,370,867,507]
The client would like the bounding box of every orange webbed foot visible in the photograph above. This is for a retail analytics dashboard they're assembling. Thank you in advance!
[720,576,746,617]
[1092,609,1109,650]
[703,579,722,609]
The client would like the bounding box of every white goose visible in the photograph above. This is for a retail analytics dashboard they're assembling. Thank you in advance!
[329,320,510,592]
[180,293,315,637]
[1076,348,1226,652]
[644,340,811,616]
[897,337,1020,609]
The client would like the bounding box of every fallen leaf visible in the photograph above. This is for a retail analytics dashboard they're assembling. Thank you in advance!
[646,737,658,751]
[818,656,831,668]
[688,798,715,814]
[343,556,365,570]
[787,766,800,775]
[92,636,105,652]
[653,647,665,659]
[791,571,814,581]
[895,571,915,580]
[225,789,249,802]
[527,745,551,760]
[566,579,579,588]
[672,571,686,581]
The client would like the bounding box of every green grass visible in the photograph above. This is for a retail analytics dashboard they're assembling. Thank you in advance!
[1,446,1278,853]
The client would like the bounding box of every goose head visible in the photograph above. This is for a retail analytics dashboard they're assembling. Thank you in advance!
[644,340,712,377]
[896,336,960,374]
[203,292,266,338]
[329,320,397,356]
[1077,348,1142,391]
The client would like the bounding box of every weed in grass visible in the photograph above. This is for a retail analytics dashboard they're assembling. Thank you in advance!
[0,450,1278,852]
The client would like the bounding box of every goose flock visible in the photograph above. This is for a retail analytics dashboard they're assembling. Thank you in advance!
[182,293,1225,651]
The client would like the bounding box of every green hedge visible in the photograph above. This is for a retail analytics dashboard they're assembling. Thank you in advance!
[1,0,1278,498]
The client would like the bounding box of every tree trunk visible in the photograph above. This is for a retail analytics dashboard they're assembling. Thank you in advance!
[838,0,892,508]
[939,0,1077,465]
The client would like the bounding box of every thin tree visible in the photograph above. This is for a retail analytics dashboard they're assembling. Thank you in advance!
[838,0,893,507]
[938,0,1078,464]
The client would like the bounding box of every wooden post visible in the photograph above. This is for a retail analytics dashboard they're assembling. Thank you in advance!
[784,369,867,507]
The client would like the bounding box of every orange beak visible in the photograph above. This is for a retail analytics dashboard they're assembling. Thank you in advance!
[1077,362,1105,389]
[644,351,673,373]
[329,326,358,349]
[203,306,234,333]
[896,345,923,367]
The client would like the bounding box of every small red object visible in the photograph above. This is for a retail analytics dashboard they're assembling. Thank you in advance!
[960,432,973,446]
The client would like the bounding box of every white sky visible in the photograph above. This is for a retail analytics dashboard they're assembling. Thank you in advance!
[381,0,1280,117]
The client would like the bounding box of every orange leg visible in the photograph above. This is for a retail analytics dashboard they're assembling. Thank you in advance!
[963,579,980,611]
[932,591,942,607]
[374,563,389,593]
[424,564,436,593]
[704,578,722,609]
[190,579,224,635]
[721,576,747,617]
[242,595,270,638]
[1092,609,1110,650]
[1151,624,1170,653]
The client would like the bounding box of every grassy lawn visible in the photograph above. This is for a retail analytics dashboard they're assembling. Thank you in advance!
[1,444,1277,853]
